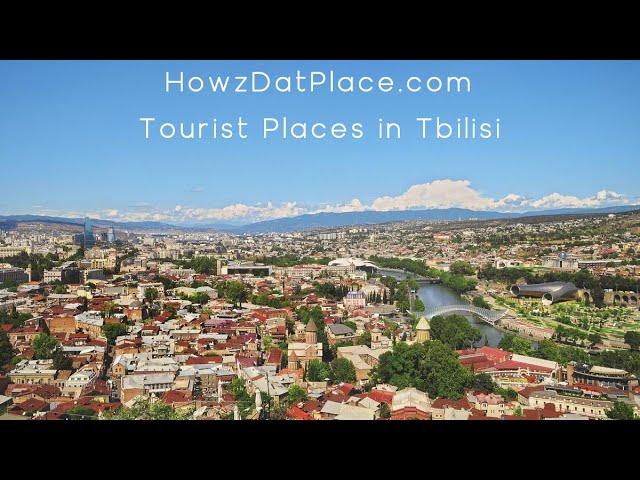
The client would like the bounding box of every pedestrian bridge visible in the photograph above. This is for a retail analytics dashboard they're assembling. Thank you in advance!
[424,304,507,325]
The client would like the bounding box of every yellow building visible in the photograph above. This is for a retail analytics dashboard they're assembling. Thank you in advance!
[415,317,431,343]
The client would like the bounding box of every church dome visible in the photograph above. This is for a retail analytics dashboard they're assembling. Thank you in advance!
[415,317,431,331]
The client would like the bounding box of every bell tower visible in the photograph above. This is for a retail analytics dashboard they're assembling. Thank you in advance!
[305,318,318,345]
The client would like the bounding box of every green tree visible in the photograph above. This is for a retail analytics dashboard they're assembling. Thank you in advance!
[229,376,249,399]
[430,314,481,349]
[330,357,357,384]
[496,387,518,401]
[357,331,372,348]
[306,359,331,382]
[287,384,308,404]
[225,281,249,308]
[588,332,603,347]
[187,256,217,275]
[498,333,533,356]
[0,308,32,328]
[32,333,60,360]
[413,297,425,312]
[103,323,129,344]
[419,340,474,399]
[472,296,490,309]
[66,405,98,420]
[591,284,605,308]
[285,315,295,335]
[536,339,561,362]
[339,318,353,330]
[188,291,210,305]
[598,350,640,378]
[379,402,391,419]
[268,401,289,420]
[0,331,15,368]
[227,377,255,418]
[605,401,637,420]
[373,341,473,399]
[52,348,72,370]
[470,372,496,393]
[108,398,193,420]
[449,261,475,275]
[624,331,640,350]
[144,288,159,302]
[102,301,117,317]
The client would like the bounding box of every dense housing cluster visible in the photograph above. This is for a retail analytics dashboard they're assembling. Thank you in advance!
[1,210,640,420]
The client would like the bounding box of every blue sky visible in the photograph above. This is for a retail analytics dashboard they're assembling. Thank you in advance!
[1,60,639,225]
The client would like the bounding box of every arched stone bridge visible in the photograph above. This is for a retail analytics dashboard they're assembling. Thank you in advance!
[424,304,507,325]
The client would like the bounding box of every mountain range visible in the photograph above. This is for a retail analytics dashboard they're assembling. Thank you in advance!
[228,205,640,233]
[1,205,638,234]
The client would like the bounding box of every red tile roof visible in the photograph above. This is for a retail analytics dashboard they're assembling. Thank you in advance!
[337,383,354,396]
[476,346,512,362]
[10,397,48,413]
[185,355,223,365]
[161,389,192,404]
[431,398,472,410]
[266,348,283,365]
[237,356,257,368]
[367,389,395,405]
[287,404,314,420]
[540,403,563,419]
[301,399,322,413]
[517,385,546,399]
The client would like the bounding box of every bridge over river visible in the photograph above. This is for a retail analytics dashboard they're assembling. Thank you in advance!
[423,304,508,326]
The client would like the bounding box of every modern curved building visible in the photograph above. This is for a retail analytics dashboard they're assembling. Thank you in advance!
[328,257,379,274]
[510,281,578,305]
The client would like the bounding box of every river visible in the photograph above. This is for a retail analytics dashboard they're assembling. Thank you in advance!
[379,268,505,347]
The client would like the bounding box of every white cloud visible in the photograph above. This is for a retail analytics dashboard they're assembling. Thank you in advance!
[174,201,305,222]
[25,180,632,224]
[521,190,630,210]
[370,181,629,213]
[371,179,498,211]
[312,198,366,214]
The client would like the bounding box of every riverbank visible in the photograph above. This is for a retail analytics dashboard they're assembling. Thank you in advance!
[384,268,552,347]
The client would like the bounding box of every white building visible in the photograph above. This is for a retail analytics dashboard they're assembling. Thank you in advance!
[63,369,97,398]
[343,290,366,310]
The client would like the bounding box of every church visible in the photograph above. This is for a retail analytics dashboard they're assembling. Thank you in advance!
[287,318,323,369]
[411,316,431,344]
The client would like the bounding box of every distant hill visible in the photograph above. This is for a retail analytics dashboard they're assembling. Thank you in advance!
[230,205,640,233]
[0,214,178,231]
[229,208,511,233]
[1,205,638,234]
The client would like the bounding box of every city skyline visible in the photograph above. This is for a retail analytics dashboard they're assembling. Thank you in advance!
[2,60,640,224]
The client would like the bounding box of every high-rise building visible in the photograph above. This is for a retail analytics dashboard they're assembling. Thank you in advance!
[84,217,95,250]
[107,226,116,243]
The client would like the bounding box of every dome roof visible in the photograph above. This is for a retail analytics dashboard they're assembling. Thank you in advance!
[305,318,318,332]
[328,257,379,269]
[129,300,142,308]
[415,317,431,331]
